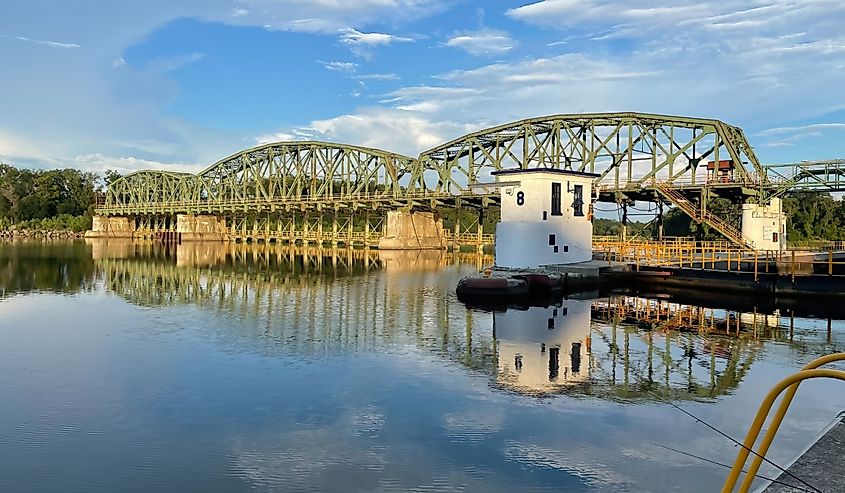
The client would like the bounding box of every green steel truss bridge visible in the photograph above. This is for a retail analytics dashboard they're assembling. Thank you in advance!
[99,112,845,246]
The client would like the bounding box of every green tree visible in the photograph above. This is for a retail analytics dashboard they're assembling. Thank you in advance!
[782,191,841,240]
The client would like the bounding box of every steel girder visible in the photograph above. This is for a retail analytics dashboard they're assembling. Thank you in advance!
[102,141,423,215]
[105,170,196,208]
[101,113,771,220]
[764,159,845,199]
[195,141,420,203]
[417,112,766,198]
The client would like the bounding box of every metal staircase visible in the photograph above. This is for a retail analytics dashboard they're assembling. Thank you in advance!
[654,182,752,249]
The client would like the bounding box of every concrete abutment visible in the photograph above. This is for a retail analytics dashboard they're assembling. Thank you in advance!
[378,211,446,250]
[85,215,135,239]
[176,214,229,241]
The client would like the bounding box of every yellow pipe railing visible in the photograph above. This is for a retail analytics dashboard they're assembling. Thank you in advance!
[721,354,845,493]
[593,238,845,279]
[737,353,845,492]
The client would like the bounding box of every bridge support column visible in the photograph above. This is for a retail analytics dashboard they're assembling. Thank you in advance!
[176,214,229,241]
[657,202,664,240]
[364,212,371,247]
[476,209,484,253]
[741,198,786,251]
[378,210,446,250]
[621,203,628,241]
[331,212,338,247]
[85,215,135,238]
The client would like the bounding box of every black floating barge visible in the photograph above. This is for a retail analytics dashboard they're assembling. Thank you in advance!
[457,258,845,307]
[456,260,630,306]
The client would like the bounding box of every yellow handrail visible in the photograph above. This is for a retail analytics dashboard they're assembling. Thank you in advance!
[737,353,845,492]
[721,355,845,493]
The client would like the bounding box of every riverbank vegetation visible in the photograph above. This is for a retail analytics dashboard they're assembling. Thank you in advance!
[0,164,100,232]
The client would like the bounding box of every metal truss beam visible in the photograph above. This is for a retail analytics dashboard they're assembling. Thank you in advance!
[99,114,845,248]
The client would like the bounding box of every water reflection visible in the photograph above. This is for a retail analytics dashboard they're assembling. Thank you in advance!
[82,240,843,402]
[0,240,95,298]
[2,239,845,493]
[495,302,592,395]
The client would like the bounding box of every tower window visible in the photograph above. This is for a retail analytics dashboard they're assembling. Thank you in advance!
[549,347,560,380]
[551,182,562,216]
[573,184,584,216]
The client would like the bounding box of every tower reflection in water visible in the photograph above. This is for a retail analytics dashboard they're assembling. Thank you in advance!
[494,301,592,395]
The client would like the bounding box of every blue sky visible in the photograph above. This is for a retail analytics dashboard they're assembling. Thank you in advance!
[2,0,844,175]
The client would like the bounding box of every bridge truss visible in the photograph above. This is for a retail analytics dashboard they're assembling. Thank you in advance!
[99,113,844,247]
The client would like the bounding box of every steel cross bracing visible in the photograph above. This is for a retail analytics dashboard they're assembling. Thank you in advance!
[103,113,768,214]
[417,112,766,202]
[763,159,845,199]
[99,112,845,246]
[102,141,489,215]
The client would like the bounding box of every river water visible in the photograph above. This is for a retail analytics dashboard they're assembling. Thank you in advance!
[1,239,843,493]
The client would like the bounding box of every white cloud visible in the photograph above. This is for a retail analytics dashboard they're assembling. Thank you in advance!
[319,60,359,72]
[338,28,414,58]
[71,153,203,175]
[238,0,444,33]
[147,52,205,72]
[0,0,448,173]
[0,129,62,167]
[508,1,720,31]
[445,28,517,56]
[756,123,845,148]
[353,73,400,80]
[507,0,845,42]
[757,123,845,136]
[339,28,413,46]
[302,29,844,160]
[8,35,80,48]
[3,0,845,177]
[263,107,479,156]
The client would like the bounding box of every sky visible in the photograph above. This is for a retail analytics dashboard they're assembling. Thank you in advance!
[2,0,845,176]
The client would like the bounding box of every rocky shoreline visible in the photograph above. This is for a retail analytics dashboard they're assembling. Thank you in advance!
[0,229,86,239]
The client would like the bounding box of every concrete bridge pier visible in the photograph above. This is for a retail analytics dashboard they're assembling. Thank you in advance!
[85,215,135,238]
[176,214,229,241]
[378,210,446,250]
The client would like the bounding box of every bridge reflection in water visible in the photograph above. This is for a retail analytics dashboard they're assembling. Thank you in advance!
[81,240,842,403]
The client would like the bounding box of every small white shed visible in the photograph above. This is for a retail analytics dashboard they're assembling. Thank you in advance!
[741,198,786,251]
[492,168,597,269]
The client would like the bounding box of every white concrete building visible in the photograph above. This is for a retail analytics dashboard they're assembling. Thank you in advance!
[741,198,786,251]
[492,168,597,269]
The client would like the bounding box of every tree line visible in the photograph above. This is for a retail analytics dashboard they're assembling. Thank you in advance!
[0,163,110,232]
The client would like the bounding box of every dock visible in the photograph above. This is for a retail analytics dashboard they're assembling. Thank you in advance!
[543,259,630,287]
[595,239,845,298]
[763,412,845,492]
